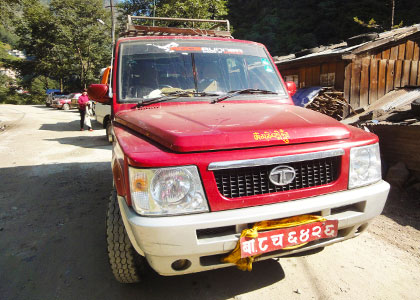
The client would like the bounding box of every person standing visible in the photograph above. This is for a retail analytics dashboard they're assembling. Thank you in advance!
[77,89,93,131]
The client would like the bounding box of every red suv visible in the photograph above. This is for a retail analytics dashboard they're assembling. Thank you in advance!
[89,16,389,283]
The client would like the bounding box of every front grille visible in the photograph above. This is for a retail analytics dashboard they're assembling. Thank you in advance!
[213,156,341,198]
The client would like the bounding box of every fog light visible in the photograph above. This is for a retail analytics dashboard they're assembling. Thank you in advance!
[171,259,191,271]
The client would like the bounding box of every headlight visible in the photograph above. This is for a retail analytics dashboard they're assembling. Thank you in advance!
[129,166,208,216]
[349,143,382,189]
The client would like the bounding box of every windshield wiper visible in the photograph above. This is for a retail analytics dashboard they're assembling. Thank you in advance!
[211,89,278,103]
[135,91,219,108]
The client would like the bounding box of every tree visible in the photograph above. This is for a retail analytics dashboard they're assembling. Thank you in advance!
[16,0,66,90]
[157,0,227,21]
[228,0,420,56]
[117,0,228,29]
[15,0,111,91]
[50,0,112,89]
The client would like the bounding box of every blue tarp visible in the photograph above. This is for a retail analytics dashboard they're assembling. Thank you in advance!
[46,89,61,95]
[292,86,323,107]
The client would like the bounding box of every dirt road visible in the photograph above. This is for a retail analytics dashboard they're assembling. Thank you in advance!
[1,104,419,300]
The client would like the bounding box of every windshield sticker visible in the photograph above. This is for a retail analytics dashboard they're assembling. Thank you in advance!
[169,46,244,54]
[253,130,290,143]
[147,42,179,53]
[261,58,270,65]
[170,46,203,52]
[264,65,274,73]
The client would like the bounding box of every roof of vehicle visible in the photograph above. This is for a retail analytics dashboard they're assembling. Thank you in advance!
[120,15,232,39]
[116,35,265,48]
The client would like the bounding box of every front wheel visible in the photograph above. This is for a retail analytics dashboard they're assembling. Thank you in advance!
[106,190,145,283]
[62,103,70,110]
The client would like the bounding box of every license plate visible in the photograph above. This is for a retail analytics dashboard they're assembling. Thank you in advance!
[240,219,338,258]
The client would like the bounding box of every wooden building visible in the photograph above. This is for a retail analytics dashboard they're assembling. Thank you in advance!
[275,25,420,109]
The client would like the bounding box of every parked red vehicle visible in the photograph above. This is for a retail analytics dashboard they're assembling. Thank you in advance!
[51,94,70,109]
[89,16,389,283]
[52,93,81,110]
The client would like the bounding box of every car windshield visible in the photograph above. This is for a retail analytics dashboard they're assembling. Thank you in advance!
[118,40,287,103]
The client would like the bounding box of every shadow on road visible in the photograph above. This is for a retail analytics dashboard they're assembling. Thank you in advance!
[0,162,286,300]
[40,120,103,132]
[45,135,111,150]
[381,187,420,230]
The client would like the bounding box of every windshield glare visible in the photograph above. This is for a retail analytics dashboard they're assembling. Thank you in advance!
[118,40,286,102]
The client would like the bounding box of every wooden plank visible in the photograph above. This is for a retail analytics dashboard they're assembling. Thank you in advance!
[344,62,352,103]
[401,60,411,87]
[328,62,336,87]
[335,61,345,90]
[382,49,390,60]
[350,60,362,108]
[312,65,320,86]
[369,59,378,104]
[377,59,387,99]
[368,125,420,172]
[360,58,370,107]
[405,40,415,60]
[410,61,418,86]
[418,61,420,86]
[398,43,406,60]
[375,52,382,59]
[413,42,419,61]
[305,66,313,86]
[394,60,403,88]
[390,46,399,60]
[320,63,329,86]
[299,67,306,88]
[280,69,292,76]
[321,63,329,75]
[386,60,395,93]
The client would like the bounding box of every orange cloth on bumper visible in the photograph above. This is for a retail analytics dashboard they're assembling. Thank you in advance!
[221,215,327,271]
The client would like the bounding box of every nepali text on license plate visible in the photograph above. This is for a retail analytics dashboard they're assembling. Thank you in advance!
[240,219,338,258]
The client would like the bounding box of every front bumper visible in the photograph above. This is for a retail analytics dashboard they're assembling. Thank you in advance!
[119,180,389,276]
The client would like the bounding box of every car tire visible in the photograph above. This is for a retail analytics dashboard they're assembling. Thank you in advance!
[106,121,113,143]
[106,190,144,283]
[62,103,70,110]
[46,103,51,107]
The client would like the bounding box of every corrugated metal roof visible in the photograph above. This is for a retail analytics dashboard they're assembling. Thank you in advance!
[380,89,420,111]
[274,24,420,64]
[342,88,420,125]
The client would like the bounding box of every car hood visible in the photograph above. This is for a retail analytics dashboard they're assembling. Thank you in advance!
[115,102,350,152]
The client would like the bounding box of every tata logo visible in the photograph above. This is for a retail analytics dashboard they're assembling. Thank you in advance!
[269,166,296,186]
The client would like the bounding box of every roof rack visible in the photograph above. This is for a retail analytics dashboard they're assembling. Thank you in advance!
[121,15,232,38]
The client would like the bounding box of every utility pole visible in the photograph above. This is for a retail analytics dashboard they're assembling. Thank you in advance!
[109,0,115,97]
[110,0,115,47]
[153,0,156,26]
[391,0,395,28]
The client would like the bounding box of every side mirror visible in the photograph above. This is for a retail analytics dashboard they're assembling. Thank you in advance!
[88,84,110,103]
[285,81,297,97]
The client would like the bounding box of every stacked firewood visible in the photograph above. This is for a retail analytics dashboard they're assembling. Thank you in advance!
[305,88,353,120]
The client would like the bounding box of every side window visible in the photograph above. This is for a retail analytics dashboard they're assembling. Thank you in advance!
[246,57,279,92]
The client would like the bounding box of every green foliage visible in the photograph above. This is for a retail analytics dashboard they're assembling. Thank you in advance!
[228,0,420,55]
[50,0,112,88]
[118,0,228,29]
[157,0,227,22]
[30,76,59,96]
[0,25,19,47]
[118,0,154,16]
[14,0,112,93]
[353,17,381,29]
